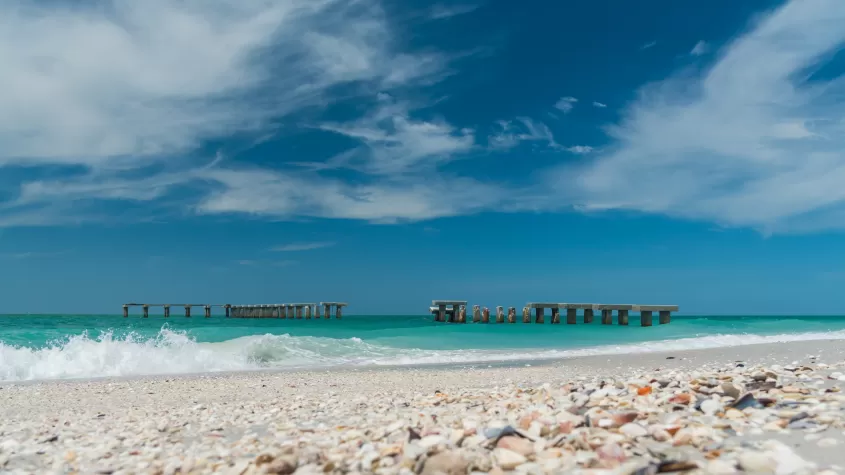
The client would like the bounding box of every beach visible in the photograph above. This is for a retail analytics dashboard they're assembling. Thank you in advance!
[1,340,845,474]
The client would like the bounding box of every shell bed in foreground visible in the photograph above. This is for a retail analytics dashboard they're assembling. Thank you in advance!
[1,362,845,474]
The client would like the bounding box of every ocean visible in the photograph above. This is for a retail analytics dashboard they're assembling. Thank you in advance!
[1,314,844,382]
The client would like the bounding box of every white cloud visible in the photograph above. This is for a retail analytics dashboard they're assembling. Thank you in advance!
[0,0,476,226]
[690,40,709,56]
[427,4,478,20]
[640,41,657,50]
[566,146,593,155]
[193,168,504,223]
[318,98,476,175]
[592,102,607,108]
[488,118,559,150]
[554,96,578,113]
[272,242,335,252]
[557,0,845,233]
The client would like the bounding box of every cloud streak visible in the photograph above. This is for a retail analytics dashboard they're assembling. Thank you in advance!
[271,242,336,252]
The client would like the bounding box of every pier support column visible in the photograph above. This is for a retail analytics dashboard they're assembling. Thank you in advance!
[295,306,303,319]
[640,311,653,327]
[566,308,577,324]
[481,307,490,323]
[535,307,544,324]
[205,305,211,318]
[507,307,516,323]
[659,311,671,324]
[601,309,612,325]
[551,308,561,324]
[305,305,312,319]
[225,305,230,318]
[143,305,149,318]
[496,306,504,323]
[618,310,629,325]
[185,305,191,318]
[458,306,466,323]
[472,305,481,323]
[315,305,321,319]
[584,308,594,324]
[164,305,170,318]
[437,304,446,322]
[123,305,128,318]
[324,304,330,319]
[336,306,343,319]
[522,307,531,323]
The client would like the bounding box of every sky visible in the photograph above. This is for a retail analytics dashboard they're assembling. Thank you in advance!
[2,0,845,315]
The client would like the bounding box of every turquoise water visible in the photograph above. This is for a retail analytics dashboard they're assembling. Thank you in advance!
[1,314,845,381]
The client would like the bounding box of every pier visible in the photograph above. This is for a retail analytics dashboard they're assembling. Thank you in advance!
[122,302,347,319]
[431,301,677,326]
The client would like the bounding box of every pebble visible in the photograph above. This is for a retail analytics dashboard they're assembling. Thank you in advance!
[619,423,647,438]
[492,448,527,470]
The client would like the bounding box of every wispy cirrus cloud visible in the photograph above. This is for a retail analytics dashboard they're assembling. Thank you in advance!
[271,241,335,252]
[427,4,478,20]
[592,102,607,108]
[555,0,845,233]
[0,0,482,226]
[640,41,657,50]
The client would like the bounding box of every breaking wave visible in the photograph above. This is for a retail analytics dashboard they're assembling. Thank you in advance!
[1,328,845,381]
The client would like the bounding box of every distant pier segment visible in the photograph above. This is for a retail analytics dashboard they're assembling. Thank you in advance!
[430,301,678,326]
[122,302,347,319]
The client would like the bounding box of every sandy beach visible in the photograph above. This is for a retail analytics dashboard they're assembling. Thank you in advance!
[1,340,845,474]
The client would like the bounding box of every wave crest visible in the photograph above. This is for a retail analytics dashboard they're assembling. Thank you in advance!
[1,328,844,381]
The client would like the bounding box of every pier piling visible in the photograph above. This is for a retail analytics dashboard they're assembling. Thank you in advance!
[205,305,211,318]
[640,311,653,327]
[522,307,531,323]
[315,304,321,319]
[535,307,544,324]
[496,306,504,323]
[225,305,230,318]
[123,305,128,318]
[507,307,516,323]
[185,305,191,318]
[295,305,303,319]
[551,307,561,324]
[458,305,466,323]
[618,309,629,325]
[601,309,612,325]
[660,310,671,324]
[143,304,149,318]
[324,304,330,319]
[566,308,576,324]
[305,305,312,319]
[164,305,170,318]
[472,305,481,323]
[482,307,490,323]
[584,308,594,324]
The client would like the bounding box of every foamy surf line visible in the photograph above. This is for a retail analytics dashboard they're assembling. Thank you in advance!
[1,328,845,381]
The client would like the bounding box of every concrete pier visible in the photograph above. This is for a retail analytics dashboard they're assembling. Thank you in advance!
[427,301,678,326]
[431,301,467,324]
[122,302,348,320]
[458,305,466,323]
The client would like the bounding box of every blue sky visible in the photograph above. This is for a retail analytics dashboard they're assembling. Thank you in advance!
[2,0,845,315]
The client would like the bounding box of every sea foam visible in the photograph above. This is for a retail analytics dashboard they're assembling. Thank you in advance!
[1,328,844,381]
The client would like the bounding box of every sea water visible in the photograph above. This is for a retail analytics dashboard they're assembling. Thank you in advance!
[1,314,845,381]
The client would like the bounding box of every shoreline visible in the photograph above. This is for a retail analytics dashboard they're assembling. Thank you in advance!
[1,340,845,473]
[2,338,844,388]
